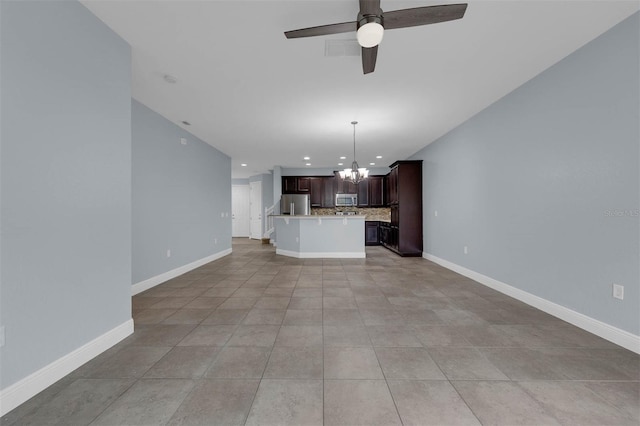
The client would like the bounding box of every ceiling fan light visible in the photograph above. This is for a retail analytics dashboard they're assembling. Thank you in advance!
[357,22,384,48]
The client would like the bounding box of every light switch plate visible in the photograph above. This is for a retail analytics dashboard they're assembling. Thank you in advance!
[613,284,624,300]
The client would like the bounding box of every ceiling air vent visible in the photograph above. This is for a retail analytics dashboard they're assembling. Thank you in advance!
[324,39,360,57]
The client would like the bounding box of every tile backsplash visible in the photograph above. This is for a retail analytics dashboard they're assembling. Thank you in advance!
[311,207,391,222]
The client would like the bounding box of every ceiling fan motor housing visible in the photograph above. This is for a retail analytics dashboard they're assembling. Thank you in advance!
[357,13,384,29]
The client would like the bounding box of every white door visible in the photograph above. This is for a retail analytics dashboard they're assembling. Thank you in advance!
[250,181,262,240]
[232,185,250,237]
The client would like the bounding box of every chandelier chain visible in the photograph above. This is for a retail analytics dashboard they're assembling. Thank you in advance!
[353,121,357,162]
[338,120,369,184]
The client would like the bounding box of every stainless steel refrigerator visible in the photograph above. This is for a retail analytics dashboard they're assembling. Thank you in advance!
[280,194,311,215]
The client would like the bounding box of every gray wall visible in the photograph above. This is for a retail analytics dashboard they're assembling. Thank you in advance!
[410,13,639,335]
[132,100,231,284]
[273,166,283,215]
[262,173,274,214]
[1,0,132,388]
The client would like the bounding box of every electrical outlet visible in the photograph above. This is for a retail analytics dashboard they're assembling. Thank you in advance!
[220,212,224,218]
[295,237,299,243]
[0,326,5,348]
[463,246,468,254]
[166,249,171,258]
[613,284,624,300]
[180,137,187,145]
[434,210,438,217]
[214,238,218,244]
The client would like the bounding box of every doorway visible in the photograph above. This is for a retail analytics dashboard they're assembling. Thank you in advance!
[232,185,250,237]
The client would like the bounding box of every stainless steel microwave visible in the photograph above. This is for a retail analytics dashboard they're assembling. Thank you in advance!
[335,193,357,207]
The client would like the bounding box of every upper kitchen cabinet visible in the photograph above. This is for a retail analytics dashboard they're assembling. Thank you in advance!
[282,176,334,207]
[282,176,316,194]
[369,176,385,207]
[297,177,311,192]
[387,166,399,205]
[322,176,335,208]
[282,176,298,194]
[334,171,357,194]
[383,161,422,256]
[309,177,323,207]
[282,173,388,209]
[357,181,369,207]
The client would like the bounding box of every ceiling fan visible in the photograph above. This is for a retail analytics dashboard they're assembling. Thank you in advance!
[284,0,468,74]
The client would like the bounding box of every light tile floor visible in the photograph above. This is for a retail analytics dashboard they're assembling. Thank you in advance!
[3,238,639,425]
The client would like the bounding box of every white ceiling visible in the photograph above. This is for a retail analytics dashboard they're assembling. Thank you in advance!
[81,0,639,178]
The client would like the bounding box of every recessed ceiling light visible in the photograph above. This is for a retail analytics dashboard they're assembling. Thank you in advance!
[338,163,343,166]
[241,163,247,167]
[163,74,177,84]
[303,156,310,160]
[376,155,382,159]
[339,156,346,160]
[305,163,311,166]
[369,162,376,166]
[181,120,191,126]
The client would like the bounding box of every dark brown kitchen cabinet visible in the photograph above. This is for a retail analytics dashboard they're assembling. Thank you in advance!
[282,175,335,207]
[380,223,398,252]
[282,176,315,194]
[322,176,335,207]
[297,177,311,192]
[334,172,357,194]
[387,166,398,205]
[282,173,392,210]
[282,176,298,194]
[333,172,341,193]
[383,161,422,257]
[369,176,385,207]
[379,222,391,247]
[309,178,323,207]
[365,221,380,246]
[357,181,369,207]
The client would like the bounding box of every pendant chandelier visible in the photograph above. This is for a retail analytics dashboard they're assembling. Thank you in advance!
[339,121,369,184]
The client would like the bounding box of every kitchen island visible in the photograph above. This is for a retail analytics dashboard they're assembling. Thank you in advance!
[272,215,366,258]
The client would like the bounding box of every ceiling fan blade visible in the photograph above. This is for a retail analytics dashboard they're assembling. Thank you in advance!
[284,21,356,39]
[359,0,382,16]
[362,45,378,74]
[383,3,468,30]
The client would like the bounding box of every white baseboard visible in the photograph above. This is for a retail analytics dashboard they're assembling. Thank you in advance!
[276,249,365,259]
[0,319,134,416]
[132,248,233,296]
[423,253,640,354]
